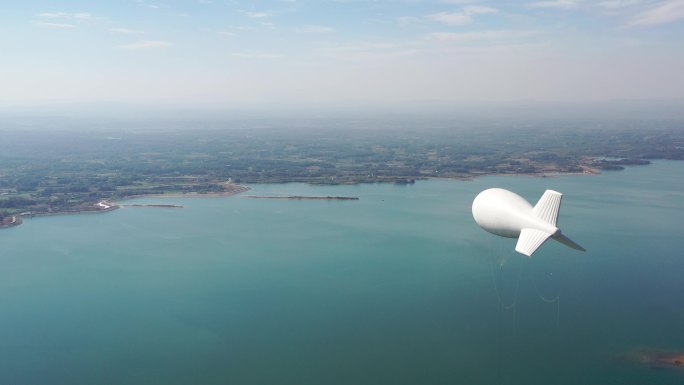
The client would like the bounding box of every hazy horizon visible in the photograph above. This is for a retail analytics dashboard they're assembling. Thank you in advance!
[2,1,684,106]
[3,99,684,127]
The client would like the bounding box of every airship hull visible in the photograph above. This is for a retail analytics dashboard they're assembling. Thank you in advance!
[472,188,558,238]
[471,188,585,256]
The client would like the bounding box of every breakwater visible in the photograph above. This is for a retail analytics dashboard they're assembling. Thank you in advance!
[244,196,359,200]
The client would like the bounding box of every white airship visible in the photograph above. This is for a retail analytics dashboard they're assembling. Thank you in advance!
[472,188,585,257]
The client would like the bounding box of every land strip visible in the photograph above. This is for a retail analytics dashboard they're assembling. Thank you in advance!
[1,125,682,225]
[244,196,359,200]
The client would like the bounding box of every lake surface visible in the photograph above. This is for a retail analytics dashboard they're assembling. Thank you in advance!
[1,161,683,385]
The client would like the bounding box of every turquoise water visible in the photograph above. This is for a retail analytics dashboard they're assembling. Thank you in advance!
[1,161,683,385]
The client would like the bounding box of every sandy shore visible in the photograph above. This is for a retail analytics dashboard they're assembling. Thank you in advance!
[0,215,23,229]
[115,184,250,202]
[119,204,184,208]
[0,169,604,231]
[424,167,602,182]
[2,184,250,229]
[13,206,119,221]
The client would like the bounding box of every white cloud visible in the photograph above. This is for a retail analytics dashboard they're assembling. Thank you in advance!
[37,12,60,18]
[240,10,270,18]
[232,52,284,60]
[471,6,498,12]
[37,12,69,18]
[528,0,580,9]
[327,42,400,53]
[297,25,334,33]
[597,0,641,9]
[397,16,420,25]
[428,12,471,25]
[118,40,172,49]
[615,37,647,46]
[440,0,484,3]
[320,41,421,62]
[34,22,75,28]
[136,0,162,9]
[73,12,94,20]
[35,11,103,28]
[37,12,99,21]
[427,6,498,26]
[428,30,543,42]
[217,31,236,37]
[628,0,684,26]
[35,11,104,29]
[110,28,145,34]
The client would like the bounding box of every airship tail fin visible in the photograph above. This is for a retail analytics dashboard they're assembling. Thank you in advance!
[516,229,586,256]
[520,189,586,256]
[516,228,552,257]
[533,189,562,226]
[552,231,586,252]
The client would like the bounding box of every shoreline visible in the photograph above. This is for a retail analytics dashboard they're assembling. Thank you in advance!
[243,195,359,200]
[4,184,251,229]
[0,215,23,229]
[114,184,251,203]
[14,205,120,221]
[0,165,641,230]
[119,204,184,208]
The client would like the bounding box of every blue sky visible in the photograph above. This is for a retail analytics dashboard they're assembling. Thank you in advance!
[1,0,683,106]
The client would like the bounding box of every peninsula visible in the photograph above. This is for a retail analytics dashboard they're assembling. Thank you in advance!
[0,215,22,229]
